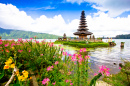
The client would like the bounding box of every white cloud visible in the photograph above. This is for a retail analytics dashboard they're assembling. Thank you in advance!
[0,3,130,38]
[66,0,130,17]
[34,6,55,10]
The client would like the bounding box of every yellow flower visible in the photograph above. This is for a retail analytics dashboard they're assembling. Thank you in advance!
[3,65,9,69]
[22,70,28,78]
[5,58,12,65]
[18,75,24,81]
[10,63,15,68]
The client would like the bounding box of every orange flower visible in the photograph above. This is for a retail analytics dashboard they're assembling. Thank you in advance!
[4,65,9,69]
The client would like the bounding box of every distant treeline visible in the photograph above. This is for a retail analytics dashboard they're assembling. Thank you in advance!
[114,34,130,39]
[0,27,62,39]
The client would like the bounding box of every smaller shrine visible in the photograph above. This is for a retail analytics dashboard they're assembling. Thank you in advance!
[58,33,67,41]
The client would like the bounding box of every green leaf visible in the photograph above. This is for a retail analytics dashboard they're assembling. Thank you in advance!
[17,62,23,69]
[0,70,4,80]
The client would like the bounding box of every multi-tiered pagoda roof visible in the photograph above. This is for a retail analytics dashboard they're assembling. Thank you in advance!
[73,11,93,38]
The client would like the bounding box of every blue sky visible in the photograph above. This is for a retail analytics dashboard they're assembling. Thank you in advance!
[0,0,130,37]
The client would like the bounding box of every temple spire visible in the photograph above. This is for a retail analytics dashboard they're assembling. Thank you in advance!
[73,10,93,40]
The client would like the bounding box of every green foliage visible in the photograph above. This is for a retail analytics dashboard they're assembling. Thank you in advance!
[103,61,130,86]
[54,41,109,48]
[115,34,130,39]
[0,27,61,39]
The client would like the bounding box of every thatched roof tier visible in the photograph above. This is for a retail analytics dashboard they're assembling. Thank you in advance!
[73,31,93,35]
[79,26,87,28]
[77,28,89,31]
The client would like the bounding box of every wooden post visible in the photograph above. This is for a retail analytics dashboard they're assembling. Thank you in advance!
[120,42,125,47]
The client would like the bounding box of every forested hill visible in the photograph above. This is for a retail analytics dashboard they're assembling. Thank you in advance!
[115,34,130,39]
[0,27,62,39]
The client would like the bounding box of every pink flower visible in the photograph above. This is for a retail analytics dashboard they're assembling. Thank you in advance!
[71,56,77,61]
[65,79,69,83]
[94,73,97,76]
[60,48,64,51]
[59,45,61,47]
[119,67,122,69]
[63,52,67,56]
[52,82,56,85]
[0,42,2,45]
[5,43,9,47]
[85,55,90,59]
[40,54,43,56]
[28,50,31,52]
[36,41,39,43]
[18,49,23,53]
[79,48,86,52]
[47,66,53,71]
[69,54,72,57]
[67,71,71,75]
[99,65,110,76]
[55,61,59,65]
[42,78,50,85]
[70,83,73,85]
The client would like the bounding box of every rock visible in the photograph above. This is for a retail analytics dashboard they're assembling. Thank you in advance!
[96,81,111,86]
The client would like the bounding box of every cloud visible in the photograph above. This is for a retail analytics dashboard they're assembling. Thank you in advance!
[35,6,55,10]
[66,0,130,17]
[0,3,79,37]
[0,3,130,38]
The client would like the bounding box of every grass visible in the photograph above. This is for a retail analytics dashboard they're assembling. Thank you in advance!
[54,40,109,48]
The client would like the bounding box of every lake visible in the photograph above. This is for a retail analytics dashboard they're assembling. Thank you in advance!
[48,39,130,75]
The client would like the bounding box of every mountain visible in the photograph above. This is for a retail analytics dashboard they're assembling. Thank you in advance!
[0,27,62,39]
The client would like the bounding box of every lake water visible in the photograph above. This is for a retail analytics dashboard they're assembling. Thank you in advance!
[49,39,130,75]
[2,39,130,74]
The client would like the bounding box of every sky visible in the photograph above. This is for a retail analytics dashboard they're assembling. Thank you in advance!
[0,0,130,37]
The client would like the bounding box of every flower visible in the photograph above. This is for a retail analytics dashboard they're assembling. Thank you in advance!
[3,65,9,69]
[59,45,61,47]
[10,63,15,68]
[5,43,9,47]
[63,52,67,56]
[5,58,12,65]
[47,66,53,71]
[71,56,77,61]
[42,78,50,85]
[60,48,64,51]
[22,70,29,78]
[0,42,2,45]
[55,61,59,65]
[52,82,56,85]
[65,79,69,83]
[70,83,73,85]
[99,65,110,76]
[67,71,71,75]
[85,55,90,59]
[18,75,26,81]
[119,67,122,69]
[94,73,97,76]
[18,49,23,53]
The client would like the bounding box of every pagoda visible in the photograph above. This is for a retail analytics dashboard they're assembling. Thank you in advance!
[73,10,93,40]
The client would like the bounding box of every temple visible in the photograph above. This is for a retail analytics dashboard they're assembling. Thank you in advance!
[73,10,93,40]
